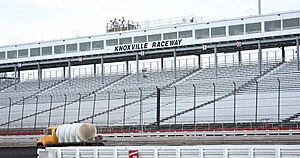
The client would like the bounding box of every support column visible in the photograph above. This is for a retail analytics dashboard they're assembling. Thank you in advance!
[258,40,262,76]
[37,62,41,89]
[68,59,71,86]
[126,61,129,75]
[136,52,139,82]
[198,54,201,69]
[238,50,242,65]
[214,45,218,77]
[281,46,285,62]
[101,56,104,84]
[17,70,20,81]
[93,63,97,77]
[173,49,177,80]
[14,64,17,90]
[296,36,299,71]
[161,57,164,70]
[63,67,66,79]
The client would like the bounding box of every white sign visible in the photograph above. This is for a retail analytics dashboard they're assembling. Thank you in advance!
[202,45,207,50]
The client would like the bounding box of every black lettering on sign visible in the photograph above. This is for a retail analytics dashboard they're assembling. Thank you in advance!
[152,42,156,47]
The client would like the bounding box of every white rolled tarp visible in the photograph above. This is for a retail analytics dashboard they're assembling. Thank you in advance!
[56,123,97,143]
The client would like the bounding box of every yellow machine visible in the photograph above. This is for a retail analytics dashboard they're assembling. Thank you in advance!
[36,123,103,148]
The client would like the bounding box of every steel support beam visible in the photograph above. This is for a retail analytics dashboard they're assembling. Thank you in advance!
[258,40,262,76]
[63,67,66,79]
[38,62,41,89]
[238,50,242,65]
[136,52,139,82]
[14,64,17,90]
[173,49,177,80]
[68,59,71,86]
[101,56,104,84]
[214,45,218,77]
[297,36,299,71]
[281,46,285,62]
[93,63,97,77]
[161,57,164,70]
[198,54,201,69]
[126,61,129,75]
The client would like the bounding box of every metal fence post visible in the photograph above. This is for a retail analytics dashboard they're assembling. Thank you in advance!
[48,95,53,127]
[233,81,236,127]
[106,91,110,129]
[77,93,81,122]
[123,89,126,127]
[254,80,258,128]
[7,97,11,132]
[193,84,196,130]
[34,96,38,130]
[277,78,281,125]
[174,85,177,125]
[139,87,143,131]
[213,83,216,124]
[63,94,67,124]
[92,91,96,124]
[157,87,161,132]
[21,96,25,130]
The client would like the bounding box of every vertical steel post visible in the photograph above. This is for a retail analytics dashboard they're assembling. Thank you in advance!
[34,96,38,130]
[255,80,258,128]
[139,88,143,131]
[123,89,126,127]
[173,49,177,80]
[174,85,177,125]
[38,62,41,89]
[92,91,96,124]
[126,61,129,75]
[63,94,67,124]
[233,81,236,126]
[213,83,216,124]
[296,36,299,71]
[258,40,262,76]
[282,47,285,62]
[157,87,161,131]
[198,54,201,69]
[161,57,164,70]
[93,63,97,77]
[101,56,104,84]
[7,97,11,132]
[48,95,53,127]
[68,59,71,86]
[193,84,196,129]
[21,96,25,130]
[136,52,140,82]
[77,93,81,122]
[14,64,17,90]
[277,78,281,124]
[214,45,218,77]
[63,67,66,79]
[238,50,242,65]
[106,91,110,129]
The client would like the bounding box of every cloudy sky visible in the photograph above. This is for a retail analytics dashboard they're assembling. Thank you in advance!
[0,0,299,46]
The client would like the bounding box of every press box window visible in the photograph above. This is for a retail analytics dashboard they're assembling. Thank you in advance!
[92,41,104,50]
[163,32,177,40]
[211,26,226,37]
[246,22,261,34]
[283,18,300,29]
[265,20,281,32]
[195,28,209,39]
[134,36,147,43]
[30,48,40,57]
[80,42,91,52]
[148,34,161,42]
[0,52,5,60]
[54,45,65,54]
[18,49,28,58]
[119,37,132,45]
[106,39,118,46]
[66,43,77,53]
[42,46,52,56]
[7,50,17,59]
[229,24,244,36]
[179,30,192,38]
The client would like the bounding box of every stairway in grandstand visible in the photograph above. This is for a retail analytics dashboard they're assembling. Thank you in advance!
[76,67,201,123]
[148,60,285,125]
[0,74,129,127]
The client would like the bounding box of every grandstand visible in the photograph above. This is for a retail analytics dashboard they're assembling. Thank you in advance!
[0,10,300,133]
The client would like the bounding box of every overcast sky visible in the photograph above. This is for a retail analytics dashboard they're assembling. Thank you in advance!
[0,0,299,46]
